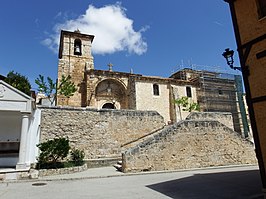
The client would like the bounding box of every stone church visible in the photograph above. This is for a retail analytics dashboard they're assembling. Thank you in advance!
[57,30,198,124]
[56,29,245,131]
[0,30,255,179]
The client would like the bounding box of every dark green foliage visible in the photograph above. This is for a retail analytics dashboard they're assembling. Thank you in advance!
[37,137,70,169]
[70,148,85,166]
[5,71,31,95]
[58,75,77,98]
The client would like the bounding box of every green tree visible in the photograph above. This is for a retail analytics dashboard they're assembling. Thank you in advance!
[35,75,77,105]
[175,96,200,120]
[5,71,31,95]
[57,75,77,98]
[35,75,55,97]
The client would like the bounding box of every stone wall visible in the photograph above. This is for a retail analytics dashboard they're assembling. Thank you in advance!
[122,120,257,172]
[39,106,165,159]
[38,164,87,177]
[186,112,234,130]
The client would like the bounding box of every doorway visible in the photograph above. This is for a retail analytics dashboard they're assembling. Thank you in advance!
[102,103,116,109]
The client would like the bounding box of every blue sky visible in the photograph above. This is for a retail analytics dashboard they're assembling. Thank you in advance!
[0,0,241,90]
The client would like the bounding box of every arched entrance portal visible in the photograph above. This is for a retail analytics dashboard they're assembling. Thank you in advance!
[95,79,127,109]
[102,103,116,109]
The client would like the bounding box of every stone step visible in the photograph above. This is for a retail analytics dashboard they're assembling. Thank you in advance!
[113,164,122,172]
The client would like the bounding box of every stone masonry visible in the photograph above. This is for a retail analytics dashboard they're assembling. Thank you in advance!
[186,112,234,129]
[39,106,165,159]
[39,107,257,172]
[122,120,257,172]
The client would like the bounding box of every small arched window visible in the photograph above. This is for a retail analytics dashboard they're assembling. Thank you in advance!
[186,86,192,98]
[153,84,159,96]
[74,39,82,56]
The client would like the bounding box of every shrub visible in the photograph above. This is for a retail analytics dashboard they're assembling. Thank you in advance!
[70,148,85,166]
[37,137,70,169]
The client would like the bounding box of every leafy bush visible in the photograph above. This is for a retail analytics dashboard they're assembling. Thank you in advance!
[70,148,85,166]
[37,137,70,169]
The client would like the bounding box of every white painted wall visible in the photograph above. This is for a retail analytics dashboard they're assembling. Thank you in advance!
[0,109,41,167]
[0,81,40,168]
[135,82,170,123]
[172,85,198,122]
[27,109,41,164]
[135,82,198,123]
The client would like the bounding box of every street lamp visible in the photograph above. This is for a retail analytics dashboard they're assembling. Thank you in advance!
[222,48,242,71]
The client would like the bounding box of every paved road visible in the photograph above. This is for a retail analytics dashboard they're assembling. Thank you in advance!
[0,166,263,199]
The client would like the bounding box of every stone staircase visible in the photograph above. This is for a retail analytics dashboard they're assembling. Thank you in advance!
[115,125,173,172]
[121,125,167,150]
[116,112,254,173]
[121,111,239,152]
[121,119,257,173]
[113,126,169,172]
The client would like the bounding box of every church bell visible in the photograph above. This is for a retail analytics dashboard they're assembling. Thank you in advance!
[74,45,81,54]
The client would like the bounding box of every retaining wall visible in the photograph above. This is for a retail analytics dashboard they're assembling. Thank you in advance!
[39,106,165,159]
[122,120,257,172]
[186,112,234,129]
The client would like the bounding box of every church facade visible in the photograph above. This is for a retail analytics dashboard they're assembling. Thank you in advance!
[57,30,197,123]
[56,30,244,129]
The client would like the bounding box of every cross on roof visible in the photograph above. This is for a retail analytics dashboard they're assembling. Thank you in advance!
[108,63,113,71]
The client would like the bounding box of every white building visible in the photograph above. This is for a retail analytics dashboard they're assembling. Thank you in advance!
[0,80,41,170]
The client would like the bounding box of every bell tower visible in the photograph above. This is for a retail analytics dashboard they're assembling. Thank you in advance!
[57,29,95,106]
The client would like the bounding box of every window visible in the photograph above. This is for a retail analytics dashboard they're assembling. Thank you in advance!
[257,0,266,18]
[74,39,82,55]
[186,86,192,98]
[153,84,159,96]
[218,89,223,95]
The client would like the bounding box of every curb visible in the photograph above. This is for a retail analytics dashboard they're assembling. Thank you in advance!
[0,164,259,184]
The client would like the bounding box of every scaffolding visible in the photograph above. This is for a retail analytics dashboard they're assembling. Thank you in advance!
[172,64,249,137]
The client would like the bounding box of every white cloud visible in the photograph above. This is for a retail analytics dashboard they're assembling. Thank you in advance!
[43,3,148,55]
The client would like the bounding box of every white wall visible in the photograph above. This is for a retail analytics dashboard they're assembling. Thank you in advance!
[135,82,198,123]
[0,109,41,167]
[170,85,198,122]
[27,109,41,163]
[135,82,170,123]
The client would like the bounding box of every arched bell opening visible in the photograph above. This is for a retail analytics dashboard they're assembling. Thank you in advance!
[74,39,82,56]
